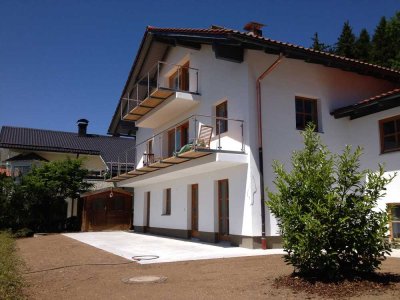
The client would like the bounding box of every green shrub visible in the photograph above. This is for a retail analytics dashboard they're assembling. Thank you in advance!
[267,125,394,279]
[0,232,24,299]
[12,228,34,239]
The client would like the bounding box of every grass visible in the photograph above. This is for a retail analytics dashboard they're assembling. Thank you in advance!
[0,231,25,300]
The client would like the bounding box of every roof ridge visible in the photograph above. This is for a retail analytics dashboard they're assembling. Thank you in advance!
[146,25,400,74]
[0,125,116,139]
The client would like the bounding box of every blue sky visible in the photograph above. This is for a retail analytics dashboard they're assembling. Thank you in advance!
[0,0,398,135]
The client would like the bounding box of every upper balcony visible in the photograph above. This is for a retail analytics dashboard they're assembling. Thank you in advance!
[106,115,247,184]
[120,61,200,128]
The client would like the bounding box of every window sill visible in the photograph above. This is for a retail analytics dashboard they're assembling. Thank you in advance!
[296,128,324,134]
[380,148,400,155]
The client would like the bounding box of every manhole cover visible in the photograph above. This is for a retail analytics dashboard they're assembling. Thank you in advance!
[122,275,167,284]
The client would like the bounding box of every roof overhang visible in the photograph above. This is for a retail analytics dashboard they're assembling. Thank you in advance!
[332,92,400,119]
[0,143,101,156]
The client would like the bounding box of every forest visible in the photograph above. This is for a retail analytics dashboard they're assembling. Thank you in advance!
[311,11,400,70]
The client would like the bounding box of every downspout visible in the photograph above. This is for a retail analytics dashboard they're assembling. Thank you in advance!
[256,53,283,249]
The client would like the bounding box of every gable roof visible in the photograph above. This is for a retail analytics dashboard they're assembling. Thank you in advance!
[108,25,400,135]
[332,88,400,119]
[5,152,48,162]
[146,26,400,76]
[0,126,136,165]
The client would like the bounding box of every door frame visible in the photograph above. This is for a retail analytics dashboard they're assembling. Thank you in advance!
[217,179,229,241]
[191,184,199,238]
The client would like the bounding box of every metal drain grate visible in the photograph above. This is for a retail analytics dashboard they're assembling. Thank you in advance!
[122,275,167,284]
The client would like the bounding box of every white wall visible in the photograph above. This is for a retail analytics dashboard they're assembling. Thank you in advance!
[246,51,399,236]
[133,164,261,236]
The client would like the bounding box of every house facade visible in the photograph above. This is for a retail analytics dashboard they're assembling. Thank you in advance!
[0,119,136,230]
[108,24,400,248]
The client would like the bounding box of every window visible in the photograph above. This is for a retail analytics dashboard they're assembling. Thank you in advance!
[379,115,400,153]
[169,62,189,91]
[163,188,171,215]
[295,97,318,131]
[389,204,400,239]
[216,101,228,135]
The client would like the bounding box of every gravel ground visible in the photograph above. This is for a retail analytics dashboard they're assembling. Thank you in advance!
[17,234,400,300]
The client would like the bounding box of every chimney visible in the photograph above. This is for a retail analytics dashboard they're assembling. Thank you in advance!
[77,119,89,137]
[243,21,265,37]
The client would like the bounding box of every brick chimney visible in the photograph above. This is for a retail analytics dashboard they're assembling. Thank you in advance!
[243,21,265,37]
[77,119,89,137]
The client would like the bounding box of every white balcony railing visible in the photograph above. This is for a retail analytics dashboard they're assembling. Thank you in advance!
[107,115,245,182]
[120,61,200,123]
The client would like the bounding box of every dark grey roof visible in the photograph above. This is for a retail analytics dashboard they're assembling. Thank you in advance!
[6,152,48,162]
[0,126,136,165]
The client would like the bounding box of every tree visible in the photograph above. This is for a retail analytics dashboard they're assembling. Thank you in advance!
[267,125,393,279]
[354,28,371,62]
[386,12,400,69]
[371,17,390,67]
[311,32,328,52]
[0,158,92,232]
[336,21,356,58]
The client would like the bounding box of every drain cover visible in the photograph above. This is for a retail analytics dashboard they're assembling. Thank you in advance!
[122,275,167,284]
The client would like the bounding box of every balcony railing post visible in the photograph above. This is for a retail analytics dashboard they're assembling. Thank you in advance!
[241,121,244,152]
[159,135,162,160]
[218,118,222,150]
[157,62,160,89]
[177,66,180,91]
[117,157,120,176]
[196,70,199,93]
[136,83,139,106]
[193,116,197,151]
[147,72,150,99]
[125,152,128,173]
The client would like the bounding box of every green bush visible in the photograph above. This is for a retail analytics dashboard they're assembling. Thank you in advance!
[0,232,24,299]
[0,158,92,233]
[12,228,34,239]
[267,125,394,279]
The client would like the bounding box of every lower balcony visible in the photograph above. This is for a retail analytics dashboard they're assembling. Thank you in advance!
[106,115,246,184]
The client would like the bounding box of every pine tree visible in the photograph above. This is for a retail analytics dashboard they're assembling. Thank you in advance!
[354,28,371,62]
[371,17,390,67]
[336,21,356,58]
[311,32,327,52]
[386,12,400,69]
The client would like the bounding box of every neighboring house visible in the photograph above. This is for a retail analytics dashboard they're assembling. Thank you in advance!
[107,23,400,248]
[0,119,136,230]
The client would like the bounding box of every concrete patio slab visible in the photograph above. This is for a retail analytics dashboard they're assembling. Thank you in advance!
[63,231,285,264]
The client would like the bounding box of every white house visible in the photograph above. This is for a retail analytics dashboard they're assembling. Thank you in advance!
[107,23,400,248]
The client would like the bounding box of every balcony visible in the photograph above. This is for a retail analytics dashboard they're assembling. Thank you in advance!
[106,115,247,184]
[121,61,200,128]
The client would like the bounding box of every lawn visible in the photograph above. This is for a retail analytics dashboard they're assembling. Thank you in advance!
[0,232,24,300]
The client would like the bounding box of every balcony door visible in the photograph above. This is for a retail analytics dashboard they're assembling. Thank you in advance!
[191,184,199,238]
[169,62,189,91]
[218,179,229,241]
[145,192,150,232]
[167,122,189,157]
